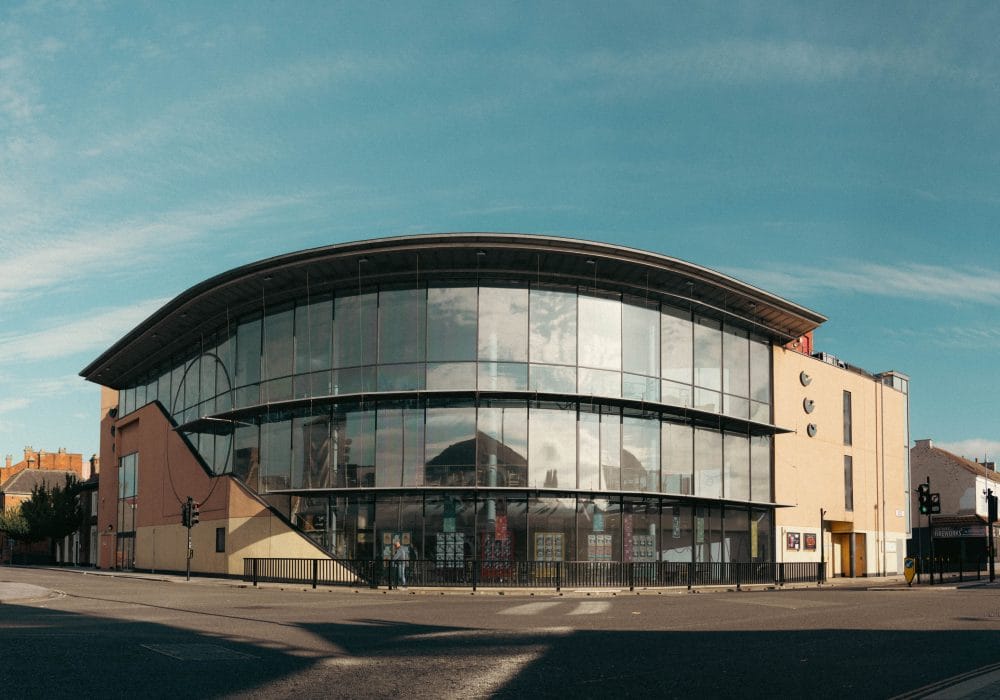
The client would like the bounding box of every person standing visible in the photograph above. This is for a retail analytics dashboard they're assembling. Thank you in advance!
[391,540,409,588]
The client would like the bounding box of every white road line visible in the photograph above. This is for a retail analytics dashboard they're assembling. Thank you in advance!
[568,601,611,615]
[499,601,562,615]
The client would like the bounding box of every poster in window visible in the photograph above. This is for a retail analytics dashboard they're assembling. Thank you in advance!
[786,532,801,550]
[804,533,817,551]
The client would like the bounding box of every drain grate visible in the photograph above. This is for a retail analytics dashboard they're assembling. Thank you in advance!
[142,643,256,661]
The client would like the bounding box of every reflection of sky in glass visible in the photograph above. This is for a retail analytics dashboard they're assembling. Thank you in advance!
[724,433,749,501]
[579,296,621,370]
[428,287,477,361]
[623,304,659,377]
[694,428,722,498]
[479,287,528,362]
[694,317,721,391]
[530,290,576,365]
[425,407,476,463]
[529,408,577,489]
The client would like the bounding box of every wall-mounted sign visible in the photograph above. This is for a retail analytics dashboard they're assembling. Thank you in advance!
[786,532,801,550]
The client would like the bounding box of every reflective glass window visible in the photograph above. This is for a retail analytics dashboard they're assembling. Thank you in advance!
[750,400,770,424]
[263,307,294,402]
[662,503,692,562]
[427,362,476,391]
[623,303,659,377]
[260,417,291,491]
[723,394,750,420]
[477,402,528,488]
[478,362,528,391]
[332,366,375,395]
[425,405,476,487]
[600,411,621,491]
[294,296,333,398]
[529,364,576,393]
[334,292,377,369]
[529,289,576,366]
[578,410,600,491]
[661,306,692,384]
[529,497,577,561]
[723,433,750,501]
[661,422,693,495]
[578,368,621,398]
[529,406,577,490]
[623,373,659,402]
[377,363,425,391]
[292,414,332,489]
[751,435,771,502]
[622,416,659,492]
[379,288,426,365]
[722,326,749,398]
[213,431,233,475]
[578,295,621,371]
[693,316,721,391]
[157,370,171,412]
[335,408,375,488]
[624,499,660,562]
[233,423,259,490]
[199,350,215,412]
[182,356,199,415]
[235,316,261,408]
[694,388,721,413]
[661,380,692,409]
[749,335,771,404]
[479,494,523,573]
[578,497,613,561]
[694,428,722,498]
[376,408,404,487]
[427,287,477,362]
[478,287,528,362]
[215,332,234,412]
[724,506,750,562]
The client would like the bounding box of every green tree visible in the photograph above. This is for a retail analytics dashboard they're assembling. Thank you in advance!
[0,506,29,540]
[19,475,84,546]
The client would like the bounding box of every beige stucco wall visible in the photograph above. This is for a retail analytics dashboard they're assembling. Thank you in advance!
[773,347,909,575]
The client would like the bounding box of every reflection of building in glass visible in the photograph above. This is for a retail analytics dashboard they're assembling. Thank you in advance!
[81,234,910,577]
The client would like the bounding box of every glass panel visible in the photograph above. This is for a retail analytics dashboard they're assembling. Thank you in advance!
[478,362,528,391]
[170,363,184,415]
[374,405,424,488]
[182,357,199,414]
[578,295,621,370]
[427,287,477,362]
[750,400,770,424]
[334,408,375,488]
[426,494,475,563]
[262,307,294,402]
[623,303,659,377]
[332,366,376,395]
[215,331,234,412]
[334,292,377,369]
[157,370,171,412]
[234,316,261,408]
[694,428,722,498]
[724,507,750,562]
[233,423,260,490]
[722,326,749,398]
[529,406,577,490]
[379,288,426,364]
[662,503,692,562]
[661,380,692,408]
[578,368,621,398]
[751,435,771,502]
[578,497,614,561]
[723,394,750,420]
[600,411,620,491]
[694,388,721,413]
[694,505,722,563]
[260,417,291,491]
[693,316,721,391]
[624,498,659,562]
[529,497,577,561]
[199,353,215,414]
[724,433,750,501]
[529,364,576,393]
[578,410,600,491]
[213,430,233,474]
[751,508,772,561]
[426,362,476,391]
[294,296,333,398]
[478,287,528,362]
[479,494,522,571]
[623,373,659,402]
[529,289,576,366]
[377,363,425,391]
[661,305,692,384]
[425,405,476,487]
[622,416,659,492]
[661,422,693,495]
[749,335,771,404]
[477,402,528,488]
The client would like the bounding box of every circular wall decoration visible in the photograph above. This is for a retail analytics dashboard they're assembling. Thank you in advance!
[803,398,815,414]
[807,423,818,438]
[799,371,812,386]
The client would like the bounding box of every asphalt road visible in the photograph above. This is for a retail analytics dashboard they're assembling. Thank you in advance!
[3,568,1000,699]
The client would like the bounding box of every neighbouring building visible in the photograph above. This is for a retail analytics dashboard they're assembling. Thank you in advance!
[79,233,911,579]
[909,439,1000,565]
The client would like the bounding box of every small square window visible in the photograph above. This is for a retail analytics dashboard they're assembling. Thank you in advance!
[215,527,226,553]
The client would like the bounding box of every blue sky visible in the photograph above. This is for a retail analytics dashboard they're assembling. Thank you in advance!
[1,1,998,464]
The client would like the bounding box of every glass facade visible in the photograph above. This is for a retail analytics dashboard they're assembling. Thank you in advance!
[115,280,777,564]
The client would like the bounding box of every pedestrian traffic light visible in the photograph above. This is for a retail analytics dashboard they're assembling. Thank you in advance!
[181,501,191,527]
[917,483,931,515]
[190,501,200,526]
[929,493,941,515]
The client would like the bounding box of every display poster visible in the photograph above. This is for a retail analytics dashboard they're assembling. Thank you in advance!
[495,515,508,538]
[672,515,681,539]
[750,521,759,558]
[534,532,564,561]
[786,532,801,550]
[622,514,634,562]
[695,517,705,544]
[804,533,817,551]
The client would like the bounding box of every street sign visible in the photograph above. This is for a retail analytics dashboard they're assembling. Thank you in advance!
[904,557,916,585]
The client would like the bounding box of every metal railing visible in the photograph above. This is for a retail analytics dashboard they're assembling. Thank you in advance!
[243,558,826,591]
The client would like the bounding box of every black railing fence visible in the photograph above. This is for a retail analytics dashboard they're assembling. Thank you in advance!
[915,556,989,584]
[243,558,826,591]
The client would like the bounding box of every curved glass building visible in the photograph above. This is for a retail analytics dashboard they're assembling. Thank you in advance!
[83,234,828,568]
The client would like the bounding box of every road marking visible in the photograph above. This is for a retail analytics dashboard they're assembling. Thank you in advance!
[568,601,611,615]
[499,601,562,615]
[718,597,840,610]
[142,643,255,660]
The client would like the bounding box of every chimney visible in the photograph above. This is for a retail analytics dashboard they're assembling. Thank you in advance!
[914,439,933,450]
[4,455,10,468]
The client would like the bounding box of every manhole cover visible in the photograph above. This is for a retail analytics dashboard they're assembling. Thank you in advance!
[142,644,255,661]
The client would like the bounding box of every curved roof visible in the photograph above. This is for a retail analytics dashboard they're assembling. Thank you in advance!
[80,232,826,388]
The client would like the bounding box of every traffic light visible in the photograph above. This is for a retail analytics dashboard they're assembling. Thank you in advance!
[181,500,191,527]
[190,501,200,526]
[929,493,941,515]
[917,483,931,515]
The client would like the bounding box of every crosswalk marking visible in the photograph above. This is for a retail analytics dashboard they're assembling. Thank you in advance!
[499,601,562,615]
[568,601,611,615]
[498,600,612,616]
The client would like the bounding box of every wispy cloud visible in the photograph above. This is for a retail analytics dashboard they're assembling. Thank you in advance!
[935,439,1000,463]
[0,298,171,364]
[0,397,31,413]
[727,261,1000,306]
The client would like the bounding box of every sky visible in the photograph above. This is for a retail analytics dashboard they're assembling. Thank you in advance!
[1,1,998,465]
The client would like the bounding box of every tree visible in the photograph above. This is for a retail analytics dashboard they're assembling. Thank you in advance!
[0,506,29,541]
[19,475,84,547]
